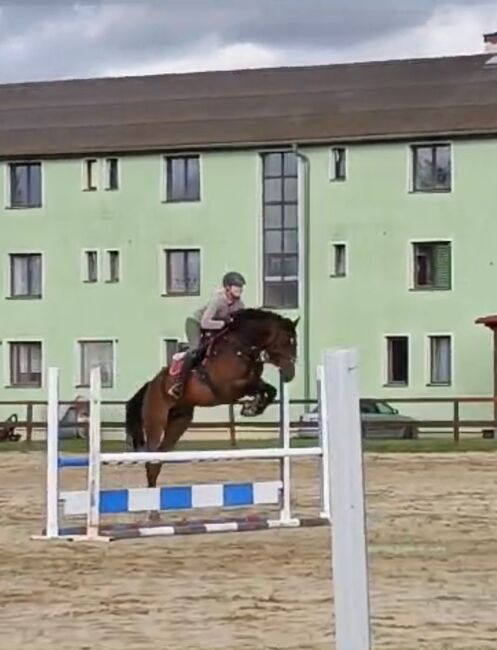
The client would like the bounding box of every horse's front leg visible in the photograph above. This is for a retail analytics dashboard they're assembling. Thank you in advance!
[240,381,277,417]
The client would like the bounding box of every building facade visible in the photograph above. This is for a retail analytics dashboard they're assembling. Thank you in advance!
[2,51,497,406]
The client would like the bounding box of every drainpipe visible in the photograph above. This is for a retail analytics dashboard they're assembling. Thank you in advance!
[292,144,311,405]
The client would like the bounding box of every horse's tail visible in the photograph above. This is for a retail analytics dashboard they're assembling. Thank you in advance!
[125,382,149,450]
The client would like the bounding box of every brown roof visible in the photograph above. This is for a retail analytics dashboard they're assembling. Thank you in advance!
[2,53,497,157]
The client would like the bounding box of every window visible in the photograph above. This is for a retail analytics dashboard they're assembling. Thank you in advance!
[105,250,120,283]
[165,249,200,295]
[163,338,179,367]
[166,156,200,202]
[9,163,41,208]
[9,342,42,387]
[412,144,451,192]
[412,242,451,290]
[386,336,408,386]
[83,250,98,283]
[262,151,299,309]
[78,340,114,388]
[9,253,42,298]
[331,243,347,277]
[330,147,346,181]
[105,158,119,190]
[84,159,98,191]
[429,335,452,385]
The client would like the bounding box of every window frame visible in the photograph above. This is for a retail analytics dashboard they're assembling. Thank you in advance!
[104,249,121,283]
[410,143,452,193]
[261,151,299,309]
[104,158,119,191]
[162,247,201,296]
[5,339,43,388]
[409,239,453,292]
[164,155,201,203]
[8,252,43,299]
[426,333,453,387]
[329,147,347,181]
[384,334,410,387]
[330,242,348,277]
[82,159,99,192]
[82,249,99,283]
[161,337,181,368]
[76,338,117,388]
[7,161,42,209]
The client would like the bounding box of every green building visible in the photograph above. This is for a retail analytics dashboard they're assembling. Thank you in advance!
[2,49,497,411]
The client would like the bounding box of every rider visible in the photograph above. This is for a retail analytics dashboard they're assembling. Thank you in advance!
[167,271,246,399]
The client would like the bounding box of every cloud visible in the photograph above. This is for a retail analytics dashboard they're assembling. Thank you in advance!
[0,0,495,83]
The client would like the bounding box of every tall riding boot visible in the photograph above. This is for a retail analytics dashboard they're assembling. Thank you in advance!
[167,352,196,400]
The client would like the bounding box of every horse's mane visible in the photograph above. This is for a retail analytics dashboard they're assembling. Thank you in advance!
[229,308,295,332]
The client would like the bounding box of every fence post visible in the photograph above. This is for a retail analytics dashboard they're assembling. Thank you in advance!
[86,367,102,539]
[453,399,460,443]
[26,402,34,445]
[323,348,371,650]
[228,404,237,448]
[45,368,60,538]
[278,373,292,523]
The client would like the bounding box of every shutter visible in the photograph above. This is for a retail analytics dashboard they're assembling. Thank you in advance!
[435,243,451,290]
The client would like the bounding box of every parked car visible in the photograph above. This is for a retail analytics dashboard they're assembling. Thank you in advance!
[296,399,419,439]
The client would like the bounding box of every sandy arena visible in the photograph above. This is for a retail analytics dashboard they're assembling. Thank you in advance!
[0,450,496,650]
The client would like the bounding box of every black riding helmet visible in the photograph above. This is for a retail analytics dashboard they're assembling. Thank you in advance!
[222,271,246,288]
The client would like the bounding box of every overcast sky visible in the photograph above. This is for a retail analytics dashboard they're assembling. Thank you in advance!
[1,0,497,83]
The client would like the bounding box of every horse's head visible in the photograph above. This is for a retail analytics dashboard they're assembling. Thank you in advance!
[228,309,299,382]
[267,315,299,382]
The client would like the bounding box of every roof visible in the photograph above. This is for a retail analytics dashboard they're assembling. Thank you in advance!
[2,53,497,158]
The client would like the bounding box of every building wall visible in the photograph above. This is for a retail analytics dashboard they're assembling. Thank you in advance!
[0,140,496,413]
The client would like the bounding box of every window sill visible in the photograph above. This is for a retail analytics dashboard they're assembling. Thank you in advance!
[5,205,42,210]
[409,287,452,292]
[383,383,409,388]
[329,178,346,183]
[82,187,97,192]
[104,187,119,192]
[161,292,200,298]
[409,188,452,194]
[426,382,451,387]
[330,273,346,279]
[6,383,41,389]
[82,280,98,284]
[5,295,42,300]
[75,384,112,389]
[105,279,120,284]
[162,198,201,204]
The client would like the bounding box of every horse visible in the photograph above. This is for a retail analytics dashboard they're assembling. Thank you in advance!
[125,308,298,498]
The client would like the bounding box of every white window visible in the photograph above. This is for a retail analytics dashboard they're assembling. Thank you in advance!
[429,335,452,385]
[83,250,98,283]
[83,159,98,191]
[9,253,42,298]
[78,340,115,388]
[164,248,201,295]
[386,336,409,386]
[330,147,346,181]
[330,243,347,277]
[104,250,120,283]
[105,158,119,191]
[9,341,42,387]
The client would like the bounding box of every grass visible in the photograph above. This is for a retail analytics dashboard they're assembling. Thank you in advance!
[2,436,497,455]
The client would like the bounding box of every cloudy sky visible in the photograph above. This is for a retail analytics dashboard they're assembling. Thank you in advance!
[1,0,497,83]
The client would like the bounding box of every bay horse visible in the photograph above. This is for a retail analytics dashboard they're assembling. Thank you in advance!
[125,308,298,496]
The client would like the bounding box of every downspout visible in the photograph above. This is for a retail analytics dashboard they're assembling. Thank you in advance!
[292,144,311,405]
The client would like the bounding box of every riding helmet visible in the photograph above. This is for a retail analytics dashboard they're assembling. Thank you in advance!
[222,271,246,288]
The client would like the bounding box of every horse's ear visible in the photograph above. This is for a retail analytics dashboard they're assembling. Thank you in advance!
[293,317,300,328]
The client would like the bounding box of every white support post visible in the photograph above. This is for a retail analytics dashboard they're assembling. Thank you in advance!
[86,366,102,540]
[278,374,292,523]
[324,348,371,650]
[45,367,60,538]
[317,365,331,520]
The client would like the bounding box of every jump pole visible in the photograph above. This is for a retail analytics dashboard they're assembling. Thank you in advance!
[323,348,372,650]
